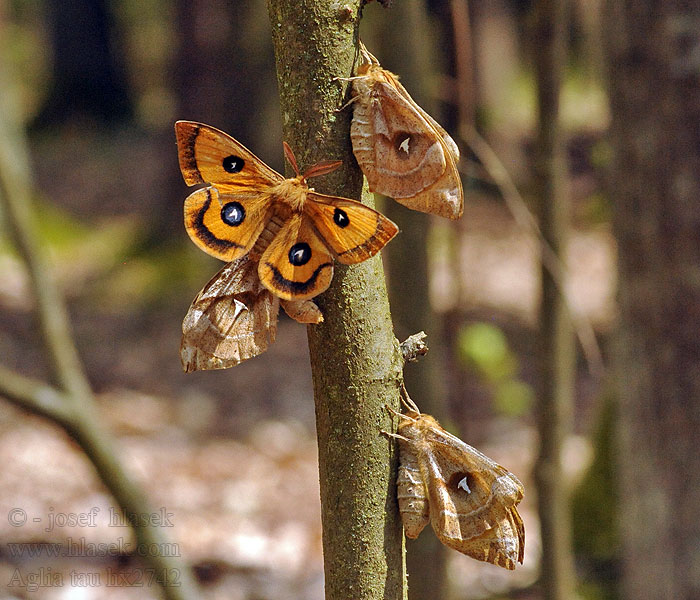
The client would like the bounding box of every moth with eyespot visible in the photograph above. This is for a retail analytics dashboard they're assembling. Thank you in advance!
[345,42,464,220]
[180,254,323,372]
[176,120,399,302]
[384,386,525,570]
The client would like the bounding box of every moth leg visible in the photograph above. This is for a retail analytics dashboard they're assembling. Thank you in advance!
[380,428,410,442]
[335,93,361,112]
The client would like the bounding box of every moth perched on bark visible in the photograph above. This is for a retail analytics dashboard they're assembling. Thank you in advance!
[176,121,398,302]
[175,121,399,371]
[180,255,322,372]
[385,387,525,570]
[346,43,463,220]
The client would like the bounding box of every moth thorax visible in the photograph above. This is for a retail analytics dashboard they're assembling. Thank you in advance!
[271,178,307,212]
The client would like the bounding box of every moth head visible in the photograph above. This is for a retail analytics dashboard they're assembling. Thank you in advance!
[282,141,342,187]
[356,40,381,76]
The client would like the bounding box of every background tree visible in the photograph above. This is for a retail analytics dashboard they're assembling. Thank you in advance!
[31,0,132,129]
[605,1,700,598]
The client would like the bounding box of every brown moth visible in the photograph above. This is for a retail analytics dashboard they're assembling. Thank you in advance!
[181,255,322,372]
[347,42,463,220]
[385,386,524,569]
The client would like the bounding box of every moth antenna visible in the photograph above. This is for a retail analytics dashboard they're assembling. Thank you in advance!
[283,141,301,177]
[399,383,421,414]
[358,40,379,67]
[303,160,342,180]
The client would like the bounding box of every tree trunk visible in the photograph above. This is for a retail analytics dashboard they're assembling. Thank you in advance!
[31,0,132,129]
[266,2,407,599]
[605,1,700,598]
[531,1,577,599]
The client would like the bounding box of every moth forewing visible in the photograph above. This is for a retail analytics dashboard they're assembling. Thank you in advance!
[180,258,281,372]
[348,46,464,219]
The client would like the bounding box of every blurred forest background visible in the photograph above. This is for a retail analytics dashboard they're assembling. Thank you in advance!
[0,1,698,599]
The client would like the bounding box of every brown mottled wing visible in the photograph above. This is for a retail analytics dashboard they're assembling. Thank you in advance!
[351,73,463,219]
[305,192,398,265]
[180,256,279,372]
[397,412,524,569]
[421,422,524,568]
[453,506,525,570]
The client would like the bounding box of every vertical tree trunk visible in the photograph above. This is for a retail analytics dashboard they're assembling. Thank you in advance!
[266,2,406,599]
[531,1,577,599]
[31,0,132,129]
[605,1,700,598]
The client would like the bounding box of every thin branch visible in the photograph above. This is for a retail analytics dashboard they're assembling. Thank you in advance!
[400,331,429,363]
[0,365,74,425]
[0,67,199,600]
[460,125,604,378]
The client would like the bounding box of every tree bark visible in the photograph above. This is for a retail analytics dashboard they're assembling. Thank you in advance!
[605,1,700,598]
[266,2,407,599]
[531,1,577,599]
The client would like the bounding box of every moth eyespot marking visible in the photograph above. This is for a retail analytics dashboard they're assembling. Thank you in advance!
[288,242,312,266]
[222,155,245,173]
[457,476,471,494]
[398,136,410,154]
[221,202,245,226]
[333,208,350,228]
[450,472,473,494]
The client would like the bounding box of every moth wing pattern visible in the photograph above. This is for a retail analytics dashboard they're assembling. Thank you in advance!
[351,79,447,198]
[175,121,282,188]
[180,256,279,372]
[257,213,335,301]
[395,409,524,570]
[349,51,464,219]
[305,192,399,265]
[451,505,525,570]
[390,75,461,161]
[183,187,274,262]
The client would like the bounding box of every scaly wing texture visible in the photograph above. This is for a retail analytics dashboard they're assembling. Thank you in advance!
[183,187,273,261]
[258,213,334,301]
[350,68,463,219]
[305,192,398,265]
[175,121,282,188]
[397,412,524,569]
[180,257,279,372]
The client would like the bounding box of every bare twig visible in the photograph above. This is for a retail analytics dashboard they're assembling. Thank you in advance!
[400,331,429,363]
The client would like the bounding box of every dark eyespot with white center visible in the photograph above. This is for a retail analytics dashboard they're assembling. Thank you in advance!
[450,472,473,494]
[288,242,312,266]
[333,208,349,228]
[395,133,412,158]
[221,202,245,226]
[222,155,245,173]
